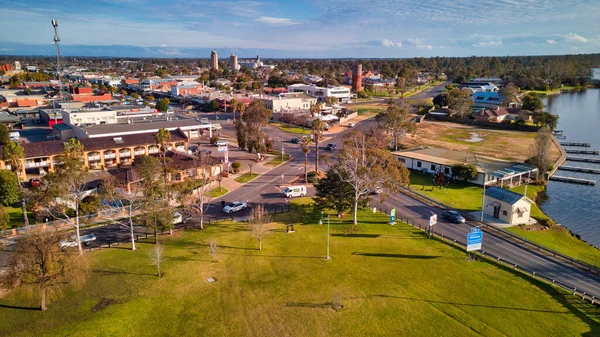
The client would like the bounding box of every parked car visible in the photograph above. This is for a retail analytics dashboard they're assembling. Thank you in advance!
[325,143,337,151]
[29,178,40,187]
[283,185,307,198]
[60,233,97,248]
[215,140,229,146]
[290,138,300,144]
[9,132,19,141]
[441,210,466,224]
[370,186,383,195]
[173,212,183,224]
[223,201,248,214]
[347,122,355,127]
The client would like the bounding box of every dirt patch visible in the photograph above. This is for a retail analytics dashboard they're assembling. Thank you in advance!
[93,297,122,312]
[518,223,548,231]
[402,122,561,162]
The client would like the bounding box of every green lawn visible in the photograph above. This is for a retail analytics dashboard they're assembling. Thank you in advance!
[234,172,260,183]
[1,207,598,336]
[207,186,228,198]
[6,206,33,229]
[266,153,291,166]
[408,172,483,211]
[270,122,312,135]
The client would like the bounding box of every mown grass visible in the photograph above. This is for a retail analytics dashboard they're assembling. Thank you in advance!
[5,206,34,229]
[1,207,598,336]
[207,187,228,198]
[234,172,260,183]
[266,153,291,167]
[408,172,483,211]
[270,122,312,135]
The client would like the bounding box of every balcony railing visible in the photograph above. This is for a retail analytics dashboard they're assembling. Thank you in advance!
[134,150,146,156]
[88,155,101,161]
[25,161,50,168]
[148,148,160,153]
[104,153,116,159]
[119,152,131,157]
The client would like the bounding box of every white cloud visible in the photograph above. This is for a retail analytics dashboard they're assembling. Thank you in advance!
[472,41,503,47]
[564,33,588,43]
[403,38,433,50]
[381,38,402,47]
[256,16,301,26]
[546,39,557,44]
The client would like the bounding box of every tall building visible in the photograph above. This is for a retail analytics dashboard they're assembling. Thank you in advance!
[210,51,219,70]
[229,54,239,70]
[351,64,362,93]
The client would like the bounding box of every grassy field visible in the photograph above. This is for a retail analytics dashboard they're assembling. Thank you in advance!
[408,172,483,211]
[234,172,260,183]
[270,122,312,135]
[207,186,228,198]
[266,153,291,167]
[403,123,561,162]
[1,204,598,336]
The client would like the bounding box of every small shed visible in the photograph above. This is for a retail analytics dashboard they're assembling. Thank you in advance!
[483,187,532,225]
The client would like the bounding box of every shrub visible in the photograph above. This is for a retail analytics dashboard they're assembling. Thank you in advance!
[306,171,318,184]
[231,162,242,173]
[209,136,219,144]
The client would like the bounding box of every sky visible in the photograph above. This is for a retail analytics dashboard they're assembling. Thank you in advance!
[1,0,599,58]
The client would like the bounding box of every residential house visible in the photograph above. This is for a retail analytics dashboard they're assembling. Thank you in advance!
[474,107,510,122]
[483,186,532,225]
[472,91,503,109]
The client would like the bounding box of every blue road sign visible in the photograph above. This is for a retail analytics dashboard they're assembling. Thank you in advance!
[467,230,483,252]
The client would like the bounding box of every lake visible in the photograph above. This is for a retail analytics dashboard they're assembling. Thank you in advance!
[541,68,600,247]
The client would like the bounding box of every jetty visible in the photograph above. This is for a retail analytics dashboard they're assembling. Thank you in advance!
[555,135,566,140]
[566,157,600,163]
[560,142,591,147]
[564,149,599,155]
[552,130,563,135]
[549,176,596,186]
[558,166,600,174]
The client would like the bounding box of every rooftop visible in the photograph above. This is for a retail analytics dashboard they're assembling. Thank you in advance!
[485,186,530,205]
[80,118,205,136]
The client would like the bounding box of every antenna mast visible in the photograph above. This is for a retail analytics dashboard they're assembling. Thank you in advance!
[51,19,64,106]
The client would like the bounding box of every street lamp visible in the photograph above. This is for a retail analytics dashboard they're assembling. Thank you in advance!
[326,214,331,260]
[478,163,488,222]
[319,211,323,225]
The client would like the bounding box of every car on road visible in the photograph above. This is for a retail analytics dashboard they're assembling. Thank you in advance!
[215,140,229,146]
[325,143,337,151]
[441,210,466,224]
[290,138,300,144]
[29,178,40,187]
[370,186,383,195]
[347,122,355,127]
[173,212,183,224]
[60,233,97,248]
[283,185,307,198]
[223,201,248,214]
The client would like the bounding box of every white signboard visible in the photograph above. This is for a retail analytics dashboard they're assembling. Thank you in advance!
[429,214,437,227]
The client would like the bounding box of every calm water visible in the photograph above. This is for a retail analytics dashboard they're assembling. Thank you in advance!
[541,68,600,247]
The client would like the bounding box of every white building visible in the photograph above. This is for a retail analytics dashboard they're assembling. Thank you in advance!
[483,187,532,225]
[262,93,317,112]
[287,84,351,103]
[62,109,118,126]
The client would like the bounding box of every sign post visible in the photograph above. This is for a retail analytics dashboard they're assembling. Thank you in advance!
[389,208,396,225]
[466,227,483,261]
[429,214,437,238]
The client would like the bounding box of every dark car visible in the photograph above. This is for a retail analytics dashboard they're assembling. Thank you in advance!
[290,138,300,144]
[441,210,466,224]
[325,143,337,151]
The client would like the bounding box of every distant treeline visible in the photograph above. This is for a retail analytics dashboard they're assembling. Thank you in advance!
[1,54,598,90]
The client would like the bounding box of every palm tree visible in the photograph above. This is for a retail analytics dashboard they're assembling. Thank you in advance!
[155,128,171,167]
[312,119,324,174]
[310,101,323,117]
[301,137,311,182]
[230,98,237,120]
[2,141,28,227]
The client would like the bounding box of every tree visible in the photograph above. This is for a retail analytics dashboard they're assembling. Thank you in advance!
[499,83,519,105]
[522,94,544,112]
[533,111,559,130]
[138,156,173,242]
[0,205,9,233]
[451,164,477,182]
[35,138,87,255]
[120,89,127,96]
[148,241,166,277]
[312,119,324,173]
[313,166,356,215]
[2,141,29,227]
[329,130,410,224]
[209,100,219,112]
[301,137,311,182]
[79,195,100,216]
[0,228,89,311]
[447,89,472,118]
[156,98,170,112]
[433,93,448,107]
[180,153,214,230]
[0,169,19,206]
[376,102,416,151]
[324,96,337,105]
[248,204,271,250]
[395,77,408,97]
[9,75,19,88]
[529,128,553,181]
[234,99,272,153]
[23,87,33,95]
[310,101,323,117]
[131,92,140,99]
[207,238,219,262]
[0,124,11,145]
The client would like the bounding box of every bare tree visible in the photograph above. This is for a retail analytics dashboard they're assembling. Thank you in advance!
[529,128,553,181]
[0,228,89,311]
[180,154,214,230]
[248,204,271,250]
[248,162,254,177]
[148,241,166,277]
[207,238,219,262]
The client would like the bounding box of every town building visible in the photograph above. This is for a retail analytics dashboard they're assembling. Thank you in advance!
[210,51,219,70]
[69,118,215,140]
[392,147,538,187]
[239,55,263,69]
[262,93,317,112]
[483,186,532,225]
[229,54,239,70]
[287,84,351,103]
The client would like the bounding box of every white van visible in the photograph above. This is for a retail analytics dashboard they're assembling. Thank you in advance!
[9,132,19,141]
[283,185,307,198]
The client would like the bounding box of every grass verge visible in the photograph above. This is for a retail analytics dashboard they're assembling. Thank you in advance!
[234,172,260,183]
[270,122,312,135]
[408,172,483,211]
[266,153,291,166]
[207,187,228,198]
[1,207,598,336]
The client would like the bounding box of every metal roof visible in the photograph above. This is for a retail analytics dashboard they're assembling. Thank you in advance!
[489,164,537,179]
[485,186,526,205]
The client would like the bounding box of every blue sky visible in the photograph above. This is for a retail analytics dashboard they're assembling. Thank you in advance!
[1,0,599,58]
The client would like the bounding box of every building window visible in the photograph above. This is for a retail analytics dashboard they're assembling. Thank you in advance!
[503,210,508,216]
[444,167,450,174]
[431,164,436,171]
[416,161,422,168]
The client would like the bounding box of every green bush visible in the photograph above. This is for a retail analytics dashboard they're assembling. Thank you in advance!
[306,171,318,184]
[209,136,219,144]
[231,162,242,173]
[0,170,19,207]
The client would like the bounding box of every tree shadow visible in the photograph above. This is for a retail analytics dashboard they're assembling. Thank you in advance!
[352,252,441,259]
[92,269,156,276]
[286,302,332,309]
[219,251,322,259]
[331,234,381,238]
[0,303,40,311]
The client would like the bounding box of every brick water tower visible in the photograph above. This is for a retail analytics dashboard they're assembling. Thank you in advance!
[352,64,363,93]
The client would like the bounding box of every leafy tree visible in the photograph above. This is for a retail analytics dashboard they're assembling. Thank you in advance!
[9,75,19,87]
[447,89,472,118]
[532,111,559,131]
[120,89,127,96]
[499,83,519,105]
[131,92,140,99]
[0,169,19,206]
[0,228,89,311]
[2,141,28,226]
[156,98,170,112]
[451,164,477,182]
[234,99,271,153]
[0,124,11,145]
[314,166,356,215]
[324,96,337,105]
[209,99,219,111]
[0,205,9,232]
[23,87,33,95]
[79,194,100,216]
[376,101,416,151]
[522,94,544,112]
[310,101,323,117]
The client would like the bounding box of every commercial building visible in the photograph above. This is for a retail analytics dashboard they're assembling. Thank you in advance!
[70,118,216,140]
[210,51,219,70]
[287,84,351,103]
[262,93,317,112]
[239,55,263,69]
[141,79,179,92]
[392,147,538,187]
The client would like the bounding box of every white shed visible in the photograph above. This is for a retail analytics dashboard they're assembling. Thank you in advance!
[483,187,532,225]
